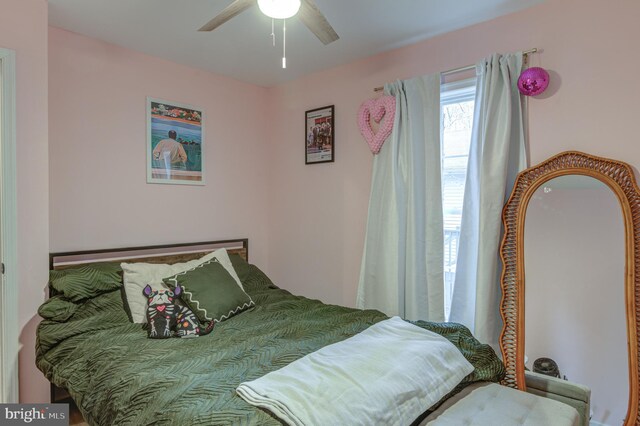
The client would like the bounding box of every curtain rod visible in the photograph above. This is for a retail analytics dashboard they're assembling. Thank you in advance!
[373,48,538,92]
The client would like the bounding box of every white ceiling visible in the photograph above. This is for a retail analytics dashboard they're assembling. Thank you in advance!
[48,0,545,87]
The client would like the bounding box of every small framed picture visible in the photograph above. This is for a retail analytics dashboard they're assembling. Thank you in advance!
[305,105,334,164]
[147,97,205,185]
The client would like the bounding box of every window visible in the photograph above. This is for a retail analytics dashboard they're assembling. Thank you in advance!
[441,78,476,320]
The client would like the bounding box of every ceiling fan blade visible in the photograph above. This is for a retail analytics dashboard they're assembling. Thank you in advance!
[198,0,255,32]
[298,0,339,45]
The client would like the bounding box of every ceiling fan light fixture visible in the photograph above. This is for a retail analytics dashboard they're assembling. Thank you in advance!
[257,0,301,19]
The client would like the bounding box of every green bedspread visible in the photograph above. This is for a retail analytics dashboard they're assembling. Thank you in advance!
[36,262,504,425]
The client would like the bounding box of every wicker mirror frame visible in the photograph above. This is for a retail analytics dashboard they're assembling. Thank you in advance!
[499,151,640,424]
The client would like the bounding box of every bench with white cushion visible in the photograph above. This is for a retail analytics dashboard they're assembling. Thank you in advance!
[420,380,585,426]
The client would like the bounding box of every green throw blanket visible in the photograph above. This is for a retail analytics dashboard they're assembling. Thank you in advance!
[36,261,504,425]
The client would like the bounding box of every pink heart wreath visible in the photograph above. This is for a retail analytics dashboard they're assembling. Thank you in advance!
[357,96,396,155]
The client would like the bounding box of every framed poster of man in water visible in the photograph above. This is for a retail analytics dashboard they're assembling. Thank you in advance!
[147,97,205,185]
[305,105,334,165]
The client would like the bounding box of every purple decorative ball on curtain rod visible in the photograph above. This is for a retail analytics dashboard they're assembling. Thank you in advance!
[517,67,550,96]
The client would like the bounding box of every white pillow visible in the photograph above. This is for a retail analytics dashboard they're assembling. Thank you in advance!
[122,248,243,323]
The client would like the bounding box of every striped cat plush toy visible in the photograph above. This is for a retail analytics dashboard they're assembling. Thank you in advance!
[143,284,214,339]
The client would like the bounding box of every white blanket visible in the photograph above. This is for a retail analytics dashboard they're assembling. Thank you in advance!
[236,316,474,426]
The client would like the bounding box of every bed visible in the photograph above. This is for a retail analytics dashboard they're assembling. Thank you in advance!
[36,239,574,425]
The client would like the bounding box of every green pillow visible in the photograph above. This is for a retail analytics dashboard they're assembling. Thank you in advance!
[229,253,251,283]
[49,262,122,302]
[164,259,254,323]
[38,296,79,322]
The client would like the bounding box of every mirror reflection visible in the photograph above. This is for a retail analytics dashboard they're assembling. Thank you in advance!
[524,175,628,425]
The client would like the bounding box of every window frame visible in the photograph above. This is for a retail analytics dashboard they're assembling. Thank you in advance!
[441,77,476,106]
[440,77,476,321]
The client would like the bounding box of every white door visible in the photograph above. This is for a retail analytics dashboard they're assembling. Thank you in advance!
[0,49,4,403]
[0,47,18,403]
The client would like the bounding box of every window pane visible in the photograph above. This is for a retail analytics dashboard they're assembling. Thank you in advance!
[442,98,474,321]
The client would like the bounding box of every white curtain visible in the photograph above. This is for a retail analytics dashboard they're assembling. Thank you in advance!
[449,53,528,348]
[356,74,444,322]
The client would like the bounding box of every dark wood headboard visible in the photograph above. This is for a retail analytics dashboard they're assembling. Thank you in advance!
[50,238,248,271]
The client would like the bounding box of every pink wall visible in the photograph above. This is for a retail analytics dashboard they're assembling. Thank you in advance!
[525,182,627,425]
[0,0,50,403]
[48,28,271,267]
[265,0,640,311]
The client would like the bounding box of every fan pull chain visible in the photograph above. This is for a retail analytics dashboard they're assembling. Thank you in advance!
[271,18,275,47]
[282,19,287,68]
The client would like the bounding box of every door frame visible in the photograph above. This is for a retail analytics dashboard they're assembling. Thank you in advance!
[0,47,19,403]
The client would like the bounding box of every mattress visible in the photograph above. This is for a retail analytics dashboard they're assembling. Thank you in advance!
[37,257,505,425]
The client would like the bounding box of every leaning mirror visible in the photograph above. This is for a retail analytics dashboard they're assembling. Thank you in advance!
[525,174,627,424]
[500,151,640,425]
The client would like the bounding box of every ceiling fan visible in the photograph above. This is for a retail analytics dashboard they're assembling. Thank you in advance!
[198,0,339,46]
